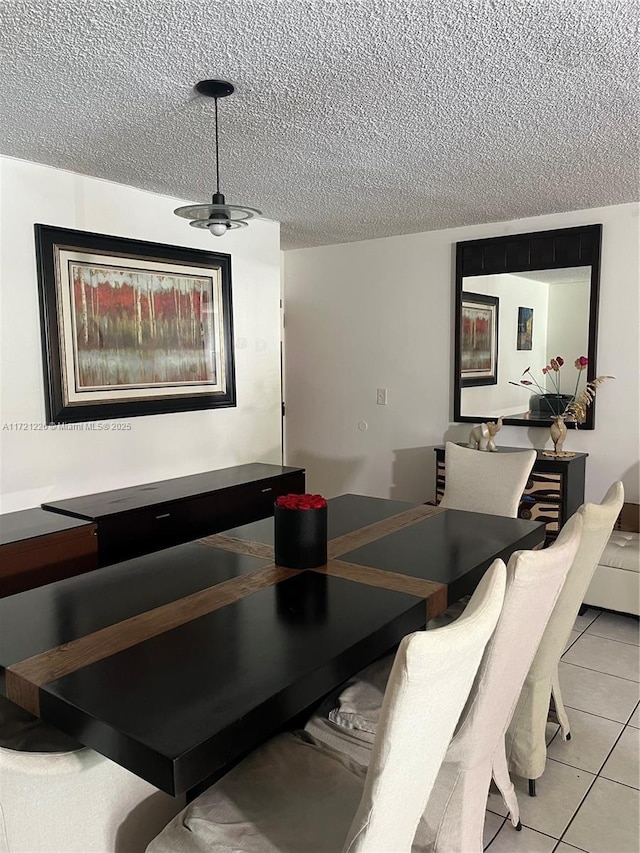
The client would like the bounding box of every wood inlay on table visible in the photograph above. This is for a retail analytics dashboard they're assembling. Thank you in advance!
[6,565,299,717]
[6,501,447,716]
[0,493,544,795]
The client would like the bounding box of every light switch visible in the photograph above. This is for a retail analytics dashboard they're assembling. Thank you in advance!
[376,388,388,405]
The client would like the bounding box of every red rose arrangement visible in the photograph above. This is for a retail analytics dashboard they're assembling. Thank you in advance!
[276,493,327,510]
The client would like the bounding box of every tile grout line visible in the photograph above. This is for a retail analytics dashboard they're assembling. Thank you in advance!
[575,631,640,649]
[506,610,637,852]
[555,771,600,849]
[552,838,590,852]
[626,698,640,726]
[556,681,639,848]
[596,773,640,793]
[482,814,507,850]
[563,702,638,726]
[559,659,640,685]
[546,724,562,750]
[562,634,583,656]
[593,722,635,779]
[511,823,563,843]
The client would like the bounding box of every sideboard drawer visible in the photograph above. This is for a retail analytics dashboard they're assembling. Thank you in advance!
[98,509,157,565]
[126,471,305,559]
[518,498,562,534]
[523,471,563,501]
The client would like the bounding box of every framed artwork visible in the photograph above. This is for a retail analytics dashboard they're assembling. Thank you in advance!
[460,292,499,386]
[35,225,236,423]
[517,306,533,350]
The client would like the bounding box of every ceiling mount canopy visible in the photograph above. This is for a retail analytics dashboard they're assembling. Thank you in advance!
[174,79,261,237]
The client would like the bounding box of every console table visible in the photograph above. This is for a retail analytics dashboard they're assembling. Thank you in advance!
[0,509,97,597]
[42,463,306,566]
[434,445,587,545]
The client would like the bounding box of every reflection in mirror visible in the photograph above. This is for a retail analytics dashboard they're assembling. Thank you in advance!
[460,267,591,421]
[453,224,601,430]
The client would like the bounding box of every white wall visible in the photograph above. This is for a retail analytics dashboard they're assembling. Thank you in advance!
[546,280,592,394]
[460,273,550,417]
[283,203,639,504]
[0,157,283,511]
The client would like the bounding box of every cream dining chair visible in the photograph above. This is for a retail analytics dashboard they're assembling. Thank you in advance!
[439,441,536,518]
[0,695,183,853]
[306,514,583,853]
[503,481,624,797]
[146,560,507,853]
[305,440,538,758]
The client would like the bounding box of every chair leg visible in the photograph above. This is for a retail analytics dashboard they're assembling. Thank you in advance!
[528,779,536,797]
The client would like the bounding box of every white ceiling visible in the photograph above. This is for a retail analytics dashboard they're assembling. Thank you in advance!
[511,266,591,284]
[0,0,638,250]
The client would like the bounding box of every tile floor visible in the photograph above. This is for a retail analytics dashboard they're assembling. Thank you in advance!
[483,607,639,853]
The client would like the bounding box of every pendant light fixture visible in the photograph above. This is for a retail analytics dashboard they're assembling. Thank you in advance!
[174,80,261,236]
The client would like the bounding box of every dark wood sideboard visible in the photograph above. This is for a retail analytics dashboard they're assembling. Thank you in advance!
[0,509,98,597]
[434,445,587,545]
[42,463,306,567]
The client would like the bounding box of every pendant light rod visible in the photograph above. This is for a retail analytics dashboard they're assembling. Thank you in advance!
[174,79,262,237]
[214,95,220,195]
[195,79,234,198]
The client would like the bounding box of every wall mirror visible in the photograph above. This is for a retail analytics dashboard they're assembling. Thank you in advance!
[453,224,602,430]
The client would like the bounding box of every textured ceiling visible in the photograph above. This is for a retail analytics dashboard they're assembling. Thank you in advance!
[0,0,638,250]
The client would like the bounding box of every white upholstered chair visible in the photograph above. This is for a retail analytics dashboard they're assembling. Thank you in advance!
[504,482,624,797]
[307,515,583,853]
[421,514,582,852]
[146,560,507,853]
[439,441,536,518]
[0,696,183,853]
[305,442,537,761]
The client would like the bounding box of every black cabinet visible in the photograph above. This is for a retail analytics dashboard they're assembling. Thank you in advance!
[42,463,305,565]
[434,446,587,546]
[0,509,98,596]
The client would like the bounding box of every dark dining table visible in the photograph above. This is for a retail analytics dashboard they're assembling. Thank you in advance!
[0,494,544,796]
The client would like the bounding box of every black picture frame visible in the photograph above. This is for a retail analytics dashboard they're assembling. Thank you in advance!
[517,306,534,351]
[460,292,499,387]
[35,224,236,424]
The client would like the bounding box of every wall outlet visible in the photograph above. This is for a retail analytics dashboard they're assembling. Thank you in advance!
[376,388,388,405]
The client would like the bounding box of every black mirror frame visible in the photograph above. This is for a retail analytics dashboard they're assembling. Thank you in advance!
[453,224,602,430]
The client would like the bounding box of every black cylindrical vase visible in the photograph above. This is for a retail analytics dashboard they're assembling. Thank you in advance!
[274,504,328,569]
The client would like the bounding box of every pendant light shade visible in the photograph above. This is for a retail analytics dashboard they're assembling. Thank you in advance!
[174,80,261,236]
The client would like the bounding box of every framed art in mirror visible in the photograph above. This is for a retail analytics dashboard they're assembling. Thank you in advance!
[453,224,602,429]
[35,225,236,424]
[460,292,499,386]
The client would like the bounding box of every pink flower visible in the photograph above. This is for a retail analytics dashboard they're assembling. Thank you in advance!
[556,356,564,366]
[542,367,549,375]
[575,356,588,370]
[550,358,560,372]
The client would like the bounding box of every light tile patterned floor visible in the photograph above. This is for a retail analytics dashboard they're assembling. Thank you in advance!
[484,607,640,853]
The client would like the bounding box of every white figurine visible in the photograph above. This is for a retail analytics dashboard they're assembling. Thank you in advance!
[467,416,503,452]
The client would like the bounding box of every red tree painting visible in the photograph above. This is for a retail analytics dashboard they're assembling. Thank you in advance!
[70,263,217,390]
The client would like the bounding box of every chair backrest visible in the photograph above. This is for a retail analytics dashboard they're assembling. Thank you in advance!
[443,513,583,768]
[526,482,624,682]
[343,559,507,852]
[440,442,536,518]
